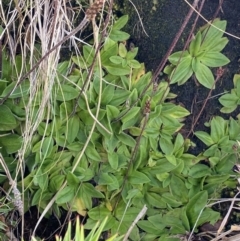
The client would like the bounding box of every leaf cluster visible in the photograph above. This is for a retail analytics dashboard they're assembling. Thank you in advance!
[165,19,230,89]
[219,74,240,113]
[0,15,238,241]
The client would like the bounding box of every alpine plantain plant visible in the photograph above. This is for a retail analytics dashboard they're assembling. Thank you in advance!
[164,18,230,88]
[0,14,239,241]
[219,74,240,113]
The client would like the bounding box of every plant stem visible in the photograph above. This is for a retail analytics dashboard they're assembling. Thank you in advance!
[187,67,225,137]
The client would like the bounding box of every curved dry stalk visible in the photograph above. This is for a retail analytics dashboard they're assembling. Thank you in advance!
[32,1,107,235]
[127,0,149,37]
[183,0,240,40]
[0,154,23,216]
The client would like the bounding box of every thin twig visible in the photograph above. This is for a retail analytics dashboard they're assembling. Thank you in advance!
[123,205,148,241]
[0,0,106,105]
[0,154,23,216]
[187,67,225,137]
[112,0,200,122]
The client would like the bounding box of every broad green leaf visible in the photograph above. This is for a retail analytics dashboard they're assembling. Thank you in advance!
[118,43,127,58]
[129,171,151,184]
[49,175,65,192]
[181,208,190,231]
[128,59,141,68]
[67,172,80,186]
[161,193,182,207]
[186,191,208,227]
[165,154,177,166]
[170,175,188,202]
[88,207,111,221]
[41,137,54,157]
[71,198,87,216]
[1,81,30,98]
[216,153,236,174]
[196,208,220,227]
[200,20,227,51]
[126,47,138,60]
[98,173,119,191]
[209,157,220,167]
[109,56,123,64]
[229,117,240,140]
[233,74,240,88]
[101,42,118,65]
[101,84,115,105]
[108,152,118,170]
[162,213,187,234]
[67,142,83,152]
[115,203,142,223]
[162,103,190,119]
[195,62,215,89]
[104,64,130,76]
[220,106,237,113]
[66,116,80,144]
[73,166,94,182]
[210,116,226,143]
[219,93,239,107]
[205,174,229,184]
[33,169,48,190]
[71,55,90,69]
[200,52,230,67]
[173,133,184,153]
[203,144,218,157]
[168,51,190,65]
[137,220,164,235]
[55,84,79,101]
[145,192,166,208]
[210,37,228,52]
[83,45,94,64]
[117,132,136,147]
[32,189,53,206]
[192,57,200,73]
[133,72,152,93]
[85,145,101,162]
[0,134,22,154]
[56,186,75,204]
[81,183,104,198]
[170,56,192,84]
[121,106,140,123]
[106,105,120,120]
[112,15,129,30]
[148,215,167,230]
[188,164,211,178]
[0,105,18,131]
[159,137,173,155]
[109,30,130,42]
[189,32,202,56]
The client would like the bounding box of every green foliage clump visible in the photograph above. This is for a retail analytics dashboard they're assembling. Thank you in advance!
[165,19,230,88]
[219,74,240,113]
[0,15,239,241]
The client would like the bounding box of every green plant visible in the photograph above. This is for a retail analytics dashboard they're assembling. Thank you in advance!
[55,216,121,241]
[195,116,240,170]
[0,12,239,241]
[164,18,230,88]
[219,74,240,113]
[29,216,121,241]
